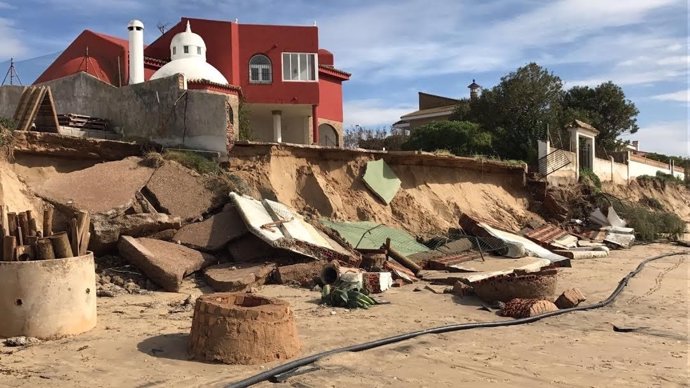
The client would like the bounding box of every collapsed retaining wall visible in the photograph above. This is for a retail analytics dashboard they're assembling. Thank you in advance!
[228,143,533,237]
[0,72,236,154]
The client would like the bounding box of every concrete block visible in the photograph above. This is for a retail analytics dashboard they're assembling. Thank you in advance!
[203,263,275,292]
[173,206,247,252]
[118,236,216,292]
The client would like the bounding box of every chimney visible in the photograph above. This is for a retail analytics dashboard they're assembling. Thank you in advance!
[127,20,145,84]
[467,79,481,100]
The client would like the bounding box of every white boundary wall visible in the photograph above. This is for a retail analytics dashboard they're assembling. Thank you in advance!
[537,140,685,184]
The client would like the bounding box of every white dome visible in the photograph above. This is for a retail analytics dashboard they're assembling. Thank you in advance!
[150,21,229,85]
[170,21,206,61]
[150,57,229,84]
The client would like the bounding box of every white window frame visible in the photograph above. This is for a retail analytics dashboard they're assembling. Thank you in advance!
[249,54,273,84]
[281,52,318,82]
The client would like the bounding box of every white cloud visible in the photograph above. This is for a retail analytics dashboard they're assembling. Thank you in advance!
[622,120,689,157]
[318,0,683,82]
[652,90,689,104]
[344,99,416,128]
[0,2,14,9]
[0,18,27,61]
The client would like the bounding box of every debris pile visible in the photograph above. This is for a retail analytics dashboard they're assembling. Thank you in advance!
[0,204,90,261]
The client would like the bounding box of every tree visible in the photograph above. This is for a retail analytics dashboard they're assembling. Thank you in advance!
[561,82,639,152]
[401,121,492,156]
[462,63,564,162]
[343,125,407,150]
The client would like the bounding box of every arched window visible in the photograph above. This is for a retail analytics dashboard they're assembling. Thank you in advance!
[249,54,272,84]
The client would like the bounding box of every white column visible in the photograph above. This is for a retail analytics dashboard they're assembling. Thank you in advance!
[272,110,282,143]
[127,20,145,84]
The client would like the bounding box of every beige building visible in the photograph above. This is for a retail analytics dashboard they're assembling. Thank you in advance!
[395,80,481,131]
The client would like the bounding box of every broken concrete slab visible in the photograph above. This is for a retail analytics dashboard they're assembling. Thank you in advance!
[229,193,355,263]
[91,213,182,255]
[274,261,325,288]
[227,234,281,262]
[203,263,275,292]
[607,206,627,228]
[362,159,401,204]
[604,232,635,248]
[118,236,216,292]
[35,157,154,216]
[173,206,247,252]
[144,162,222,221]
[552,249,609,260]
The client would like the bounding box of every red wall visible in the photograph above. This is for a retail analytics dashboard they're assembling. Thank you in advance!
[237,24,319,105]
[35,30,128,86]
[316,73,344,122]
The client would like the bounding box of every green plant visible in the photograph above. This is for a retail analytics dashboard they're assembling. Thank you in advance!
[139,152,165,168]
[0,116,17,131]
[579,168,601,190]
[163,150,220,175]
[598,194,686,242]
[640,197,664,211]
[237,98,252,141]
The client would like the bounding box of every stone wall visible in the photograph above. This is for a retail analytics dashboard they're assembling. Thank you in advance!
[0,72,237,155]
[0,85,27,119]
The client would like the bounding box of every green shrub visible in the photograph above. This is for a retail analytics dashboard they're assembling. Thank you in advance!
[601,194,685,241]
[579,168,601,190]
[0,116,16,131]
[139,152,165,168]
[402,121,492,157]
[163,150,220,175]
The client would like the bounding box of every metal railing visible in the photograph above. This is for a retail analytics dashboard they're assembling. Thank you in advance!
[537,148,572,176]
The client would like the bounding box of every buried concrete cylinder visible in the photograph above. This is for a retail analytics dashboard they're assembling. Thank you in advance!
[188,293,301,365]
[0,253,97,339]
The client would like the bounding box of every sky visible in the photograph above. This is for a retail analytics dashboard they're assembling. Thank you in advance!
[0,0,688,156]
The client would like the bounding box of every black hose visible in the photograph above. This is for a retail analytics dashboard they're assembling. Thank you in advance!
[227,251,688,388]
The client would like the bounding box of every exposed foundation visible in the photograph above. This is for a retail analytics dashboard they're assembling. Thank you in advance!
[0,253,97,339]
[188,293,301,365]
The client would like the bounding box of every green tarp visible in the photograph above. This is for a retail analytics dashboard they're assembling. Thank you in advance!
[362,159,401,204]
[320,220,429,257]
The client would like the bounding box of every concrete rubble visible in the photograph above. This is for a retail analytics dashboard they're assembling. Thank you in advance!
[173,205,247,252]
[91,213,182,255]
[118,236,216,292]
[144,162,223,221]
[35,157,154,216]
[203,263,275,292]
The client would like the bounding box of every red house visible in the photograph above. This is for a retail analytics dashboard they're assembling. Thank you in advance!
[35,17,350,147]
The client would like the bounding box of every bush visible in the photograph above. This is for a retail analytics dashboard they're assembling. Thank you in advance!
[600,194,686,242]
[402,121,492,156]
[163,150,220,175]
[139,152,165,168]
[0,116,16,131]
[579,168,601,190]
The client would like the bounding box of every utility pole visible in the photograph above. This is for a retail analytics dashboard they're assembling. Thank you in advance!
[1,58,23,86]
